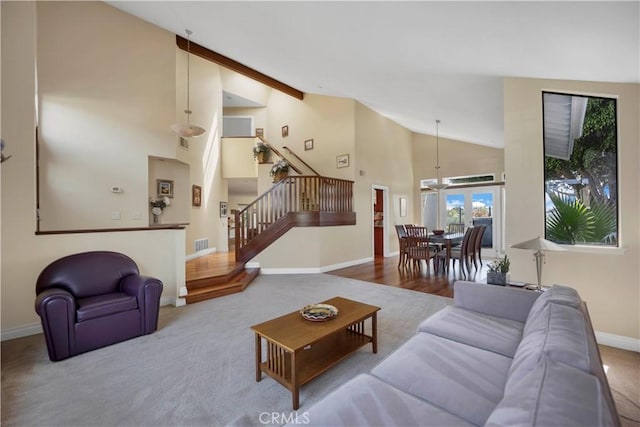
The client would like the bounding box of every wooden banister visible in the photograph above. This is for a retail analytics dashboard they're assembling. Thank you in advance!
[258,137,303,175]
[235,175,355,262]
[282,146,321,176]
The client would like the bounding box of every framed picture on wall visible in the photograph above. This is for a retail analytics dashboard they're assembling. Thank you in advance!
[157,179,174,198]
[192,185,202,207]
[220,201,228,218]
[399,197,407,217]
[304,139,314,150]
[336,154,349,168]
[256,128,264,137]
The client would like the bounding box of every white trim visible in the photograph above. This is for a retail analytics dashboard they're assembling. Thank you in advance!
[595,331,640,352]
[1,323,42,341]
[558,244,626,255]
[160,296,175,306]
[174,297,186,307]
[185,247,217,261]
[260,257,373,275]
[178,286,188,297]
[245,261,260,269]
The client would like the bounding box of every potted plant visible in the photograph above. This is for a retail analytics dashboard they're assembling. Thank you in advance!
[270,160,290,182]
[253,141,270,163]
[149,197,171,224]
[487,254,510,285]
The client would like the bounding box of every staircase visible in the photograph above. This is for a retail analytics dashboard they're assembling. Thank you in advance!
[184,252,260,304]
[184,141,355,304]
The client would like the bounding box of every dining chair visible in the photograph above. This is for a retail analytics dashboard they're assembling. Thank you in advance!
[448,223,465,234]
[470,225,486,270]
[436,226,475,276]
[404,234,438,273]
[395,225,409,267]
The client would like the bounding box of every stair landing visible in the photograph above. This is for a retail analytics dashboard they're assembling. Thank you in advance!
[185,252,259,304]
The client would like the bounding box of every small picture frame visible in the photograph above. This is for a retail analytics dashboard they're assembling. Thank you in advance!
[220,201,228,218]
[304,139,314,151]
[399,197,407,217]
[281,125,289,138]
[336,154,350,168]
[157,179,174,198]
[192,185,202,207]
[255,128,264,137]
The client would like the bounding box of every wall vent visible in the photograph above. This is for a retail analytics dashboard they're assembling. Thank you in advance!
[194,238,209,252]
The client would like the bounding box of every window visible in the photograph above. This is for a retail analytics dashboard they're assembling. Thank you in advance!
[542,92,618,247]
[420,174,495,189]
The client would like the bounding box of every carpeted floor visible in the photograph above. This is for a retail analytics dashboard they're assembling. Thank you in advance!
[1,274,452,427]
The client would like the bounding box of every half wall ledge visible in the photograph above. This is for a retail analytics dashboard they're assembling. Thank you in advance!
[35,224,188,235]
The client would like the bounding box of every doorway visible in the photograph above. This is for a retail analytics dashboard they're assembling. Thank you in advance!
[372,185,389,258]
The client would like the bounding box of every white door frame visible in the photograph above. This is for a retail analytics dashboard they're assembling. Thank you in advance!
[440,185,504,257]
[372,185,391,258]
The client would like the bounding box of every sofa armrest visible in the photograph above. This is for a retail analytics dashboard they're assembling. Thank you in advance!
[121,275,163,334]
[35,288,76,361]
[453,281,541,323]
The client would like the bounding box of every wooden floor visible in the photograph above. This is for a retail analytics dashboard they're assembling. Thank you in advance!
[328,255,490,298]
[186,251,242,281]
[186,251,489,300]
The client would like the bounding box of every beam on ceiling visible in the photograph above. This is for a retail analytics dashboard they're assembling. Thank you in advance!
[176,35,304,101]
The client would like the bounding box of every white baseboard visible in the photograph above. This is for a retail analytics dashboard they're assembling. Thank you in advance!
[245,261,260,269]
[178,286,188,297]
[595,331,640,352]
[185,247,217,262]
[1,322,42,341]
[260,257,373,275]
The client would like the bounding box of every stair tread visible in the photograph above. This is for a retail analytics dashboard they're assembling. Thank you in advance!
[185,268,260,302]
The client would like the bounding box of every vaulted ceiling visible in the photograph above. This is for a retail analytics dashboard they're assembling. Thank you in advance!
[108,1,639,148]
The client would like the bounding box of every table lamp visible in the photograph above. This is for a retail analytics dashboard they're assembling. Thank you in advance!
[511,237,566,291]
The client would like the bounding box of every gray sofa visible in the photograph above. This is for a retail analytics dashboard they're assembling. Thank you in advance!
[295,281,619,426]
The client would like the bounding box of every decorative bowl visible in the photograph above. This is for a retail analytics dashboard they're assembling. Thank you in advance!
[432,229,445,235]
[300,304,339,322]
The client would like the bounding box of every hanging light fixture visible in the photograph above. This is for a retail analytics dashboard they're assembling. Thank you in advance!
[171,29,206,138]
[427,119,448,190]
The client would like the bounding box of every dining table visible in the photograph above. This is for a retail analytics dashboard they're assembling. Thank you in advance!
[428,231,465,273]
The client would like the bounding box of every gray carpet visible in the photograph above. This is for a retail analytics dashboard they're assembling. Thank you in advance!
[1,274,452,427]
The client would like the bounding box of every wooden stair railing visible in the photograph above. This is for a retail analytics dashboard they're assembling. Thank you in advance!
[235,175,355,263]
[257,136,303,175]
[282,146,321,176]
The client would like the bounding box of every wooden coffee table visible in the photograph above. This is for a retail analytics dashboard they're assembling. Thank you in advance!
[251,296,381,409]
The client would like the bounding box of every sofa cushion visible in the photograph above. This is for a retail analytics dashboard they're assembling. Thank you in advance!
[76,292,138,322]
[508,302,590,388]
[525,284,581,327]
[371,333,512,426]
[486,356,616,427]
[417,306,524,357]
[289,374,474,427]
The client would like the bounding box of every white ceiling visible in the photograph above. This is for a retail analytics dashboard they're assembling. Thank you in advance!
[108,1,639,148]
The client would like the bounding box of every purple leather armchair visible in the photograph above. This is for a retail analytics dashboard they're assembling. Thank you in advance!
[35,251,163,361]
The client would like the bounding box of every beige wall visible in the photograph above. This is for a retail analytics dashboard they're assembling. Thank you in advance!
[1,2,186,339]
[504,77,639,342]
[221,137,259,179]
[355,102,415,256]
[36,1,177,231]
[175,52,227,254]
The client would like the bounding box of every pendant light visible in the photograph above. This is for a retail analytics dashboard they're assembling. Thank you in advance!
[427,119,448,190]
[171,29,206,138]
